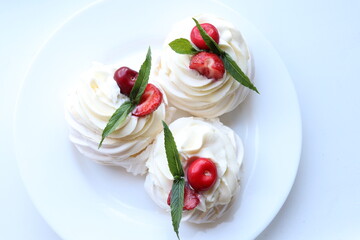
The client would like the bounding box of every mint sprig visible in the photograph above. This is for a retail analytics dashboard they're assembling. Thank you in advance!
[169,38,200,55]
[169,18,259,94]
[129,48,152,104]
[99,101,134,148]
[221,52,259,93]
[162,121,185,240]
[163,122,184,177]
[170,178,185,239]
[98,48,152,148]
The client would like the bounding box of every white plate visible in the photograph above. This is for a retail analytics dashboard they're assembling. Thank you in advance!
[14,0,302,239]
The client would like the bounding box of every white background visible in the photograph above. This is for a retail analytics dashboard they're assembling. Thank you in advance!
[1,0,359,239]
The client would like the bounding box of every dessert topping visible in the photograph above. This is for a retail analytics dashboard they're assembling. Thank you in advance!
[189,52,225,80]
[162,121,185,239]
[190,23,219,50]
[132,83,163,117]
[167,184,200,210]
[186,157,217,191]
[113,67,138,96]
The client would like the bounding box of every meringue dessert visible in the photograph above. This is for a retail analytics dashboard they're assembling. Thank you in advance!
[144,117,243,223]
[66,61,171,175]
[155,14,254,118]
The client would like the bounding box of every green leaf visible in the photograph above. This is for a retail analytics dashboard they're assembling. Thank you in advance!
[170,178,185,240]
[98,101,134,148]
[162,121,185,239]
[169,38,200,54]
[162,121,184,177]
[129,47,152,104]
[221,52,259,94]
[192,18,222,55]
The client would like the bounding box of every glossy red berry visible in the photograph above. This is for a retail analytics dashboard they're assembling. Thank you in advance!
[132,83,163,117]
[190,23,220,50]
[167,184,200,210]
[186,158,217,192]
[189,52,225,80]
[113,67,138,96]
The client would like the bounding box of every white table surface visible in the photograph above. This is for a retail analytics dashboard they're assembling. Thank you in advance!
[1,0,359,239]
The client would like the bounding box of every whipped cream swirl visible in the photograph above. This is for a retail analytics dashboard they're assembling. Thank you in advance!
[66,62,171,175]
[155,14,254,118]
[144,117,243,223]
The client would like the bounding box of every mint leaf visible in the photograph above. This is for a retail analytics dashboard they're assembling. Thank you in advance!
[162,121,184,177]
[169,38,199,54]
[99,101,134,148]
[222,52,259,93]
[170,178,185,240]
[162,121,185,239]
[192,18,222,55]
[129,47,152,104]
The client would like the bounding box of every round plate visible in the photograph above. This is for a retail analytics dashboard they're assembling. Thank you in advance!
[14,0,302,239]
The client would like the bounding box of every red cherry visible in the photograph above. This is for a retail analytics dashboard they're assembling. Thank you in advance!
[167,184,200,210]
[132,83,163,117]
[189,52,225,80]
[113,67,138,96]
[190,23,220,50]
[186,158,217,192]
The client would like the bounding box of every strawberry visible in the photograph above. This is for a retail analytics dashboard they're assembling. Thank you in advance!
[132,83,163,117]
[189,52,225,80]
[167,184,200,210]
[113,67,138,96]
[190,23,220,50]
